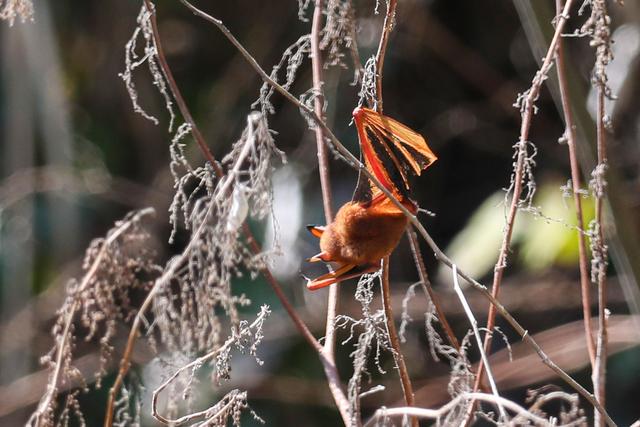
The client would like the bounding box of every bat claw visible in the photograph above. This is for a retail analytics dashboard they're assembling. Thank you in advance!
[307,251,330,263]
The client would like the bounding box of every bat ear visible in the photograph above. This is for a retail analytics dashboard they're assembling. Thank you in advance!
[306,225,326,238]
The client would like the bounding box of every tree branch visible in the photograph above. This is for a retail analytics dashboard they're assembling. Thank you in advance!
[381,256,416,423]
[554,0,596,369]
[407,226,460,351]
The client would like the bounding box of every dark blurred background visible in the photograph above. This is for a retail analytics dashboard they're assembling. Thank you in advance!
[1,0,640,425]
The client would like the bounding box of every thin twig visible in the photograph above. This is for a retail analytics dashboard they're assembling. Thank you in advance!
[140,0,219,174]
[178,4,615,424]
[374,0,397,114]
[471,0,576,405]
[452,265,507,421]
[364,392,577,427]
[590,2,611,424]
[151,309,269,426]
[372,1,417,425]
[381,257,416,422]
[310,0,338,360]
[242,226,351,425]
[554,0,596,369]
[407,226,460,351]
[310,1,349,423]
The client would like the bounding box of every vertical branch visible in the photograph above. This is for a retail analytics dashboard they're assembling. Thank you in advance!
[381,256,416,424]
[593,81,609,427]
[141,0,219,174]
[309,1,348,420]
[373,1,416,426]
[451,265,506,421]
[554,0,596,369]
[374,0,397,114]
[407,227,460,351]
[589,2,612,424]
[472,0,576,397]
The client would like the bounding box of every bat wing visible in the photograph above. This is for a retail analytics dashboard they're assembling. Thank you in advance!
[352,107,437,206]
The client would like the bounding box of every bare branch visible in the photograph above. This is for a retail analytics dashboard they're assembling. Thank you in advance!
[364,392,583,427]
[554,0,596,368]
[310,1,349,423]
[452,265,506,421]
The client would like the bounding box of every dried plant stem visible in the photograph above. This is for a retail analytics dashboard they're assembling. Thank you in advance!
[452,265,506,421]
[141,0,219,174]
[374,0,397,114]
[310,0,339,364]
[593,26,609,427]
[471,0,576,406]
[364,392,569,427]
[29,208,155,427]
[585,2,612,424]
[179,4,614,424]
[311,0,334,225]
[554,0,596,369]
[407,227,460,350]
[309,2,351,422]
[151,312,268,425]
[372,2,416,424]
[381,256,416,426]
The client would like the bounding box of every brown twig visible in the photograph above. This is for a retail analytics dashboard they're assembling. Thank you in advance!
[372,1,417,425]
[407,227,460,350]
[554,0,596,369]
[178,4,615,424]
[589,2,612,424]
[139,0,219,174]
[309,1,352,421]
[381,256,416,424]
[310,0,341,380]
[470,0,577,414]
[374,0,397,114]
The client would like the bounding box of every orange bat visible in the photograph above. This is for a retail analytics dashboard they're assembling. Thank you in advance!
[305,107,437,290]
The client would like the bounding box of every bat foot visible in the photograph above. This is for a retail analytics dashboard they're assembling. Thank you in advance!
[307,251,330,263]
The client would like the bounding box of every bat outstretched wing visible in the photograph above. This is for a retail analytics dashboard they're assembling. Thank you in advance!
[352,107,437,206]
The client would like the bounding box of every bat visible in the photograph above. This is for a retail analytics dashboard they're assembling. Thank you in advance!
[305,107,437,290]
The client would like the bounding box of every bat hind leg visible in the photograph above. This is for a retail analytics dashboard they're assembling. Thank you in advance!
[306,262,381,290]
